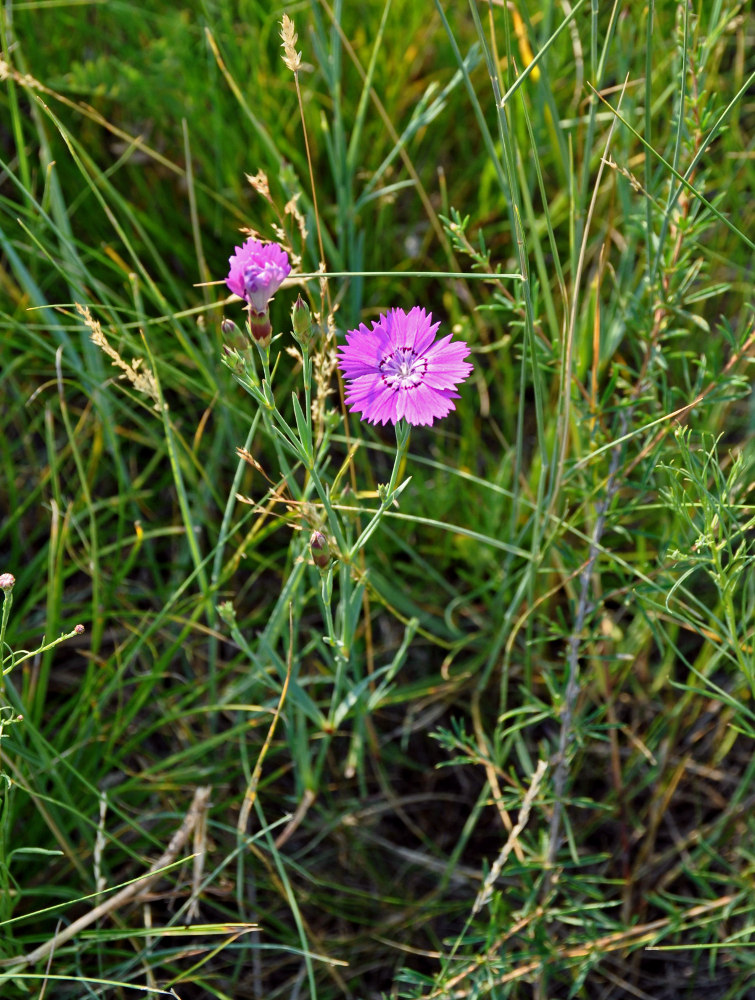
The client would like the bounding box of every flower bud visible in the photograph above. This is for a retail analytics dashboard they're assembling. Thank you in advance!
[0,573,15,592]
[217,600,237,627]
[309,530,330,569]
[221,317,239,337]
[221,346,246,375]
[291,295,314,349]
[248,309,272,348]
[74,623,85,635]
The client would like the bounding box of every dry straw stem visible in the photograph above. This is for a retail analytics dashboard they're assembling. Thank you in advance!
[428,893,740,998]
[3,786,213,972]
[78,303,162,410]
[278,12,328,300]
[473,759,547,914]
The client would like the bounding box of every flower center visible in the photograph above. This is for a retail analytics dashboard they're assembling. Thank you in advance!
[243,263,275,294]
[380,346,427,390]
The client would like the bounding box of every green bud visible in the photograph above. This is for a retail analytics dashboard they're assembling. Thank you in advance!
[217,600,237,627]
[291,295,314,349]
[221,345,246,375]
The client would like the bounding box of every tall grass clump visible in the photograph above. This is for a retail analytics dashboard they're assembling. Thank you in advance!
[1,1,754,998]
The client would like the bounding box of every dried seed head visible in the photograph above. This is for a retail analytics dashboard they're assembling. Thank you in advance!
[280,14,302,73]
[246,169,271,202]
[78,303,163,411]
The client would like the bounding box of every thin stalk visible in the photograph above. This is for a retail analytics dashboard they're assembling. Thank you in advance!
[0,590,14,668]
[307,464,348,554]
[347,421,410,560]
[644,0,656,279]
[290,270,522,280]
[207,412,263,725]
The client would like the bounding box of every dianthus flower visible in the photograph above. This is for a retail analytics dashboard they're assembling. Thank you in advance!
[226,238,291,313]
[337,307,473,426]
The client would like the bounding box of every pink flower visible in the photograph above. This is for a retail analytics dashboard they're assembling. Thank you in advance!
[226,238,291,313]
[337,307,473,426]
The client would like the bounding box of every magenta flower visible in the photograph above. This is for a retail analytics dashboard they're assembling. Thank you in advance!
[337,307,473,427]
[226,238,291,313]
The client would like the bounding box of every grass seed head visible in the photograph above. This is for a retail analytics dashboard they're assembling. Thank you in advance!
[280,15,301,73]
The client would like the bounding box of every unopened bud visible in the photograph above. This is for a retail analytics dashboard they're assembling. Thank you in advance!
[0,573,15,592]
[291,295,314,349]
[221,346,246,375]
[221,317,239,337]
[74,624,85,635]
[217,600,237,627]
[309,531,330,569]
[249,309,272,348]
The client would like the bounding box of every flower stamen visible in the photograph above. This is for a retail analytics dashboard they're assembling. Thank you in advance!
[380,347,428,390]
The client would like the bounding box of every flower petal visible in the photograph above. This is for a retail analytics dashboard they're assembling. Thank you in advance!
[226,238,291,310]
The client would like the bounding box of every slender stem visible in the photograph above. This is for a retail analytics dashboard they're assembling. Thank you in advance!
[250,345,306,500]
[294,70,326,274]
[320,568,337,645]
[3,624,85,675]
[289,270,522,280]
[0,590,14,668]
[303,349,312,441]
[322,568,347,725]
[326,564,353,729]
[260,343,272,384]
[208,414,262,726]
[348,421,410,560]
[308,464,348,554]
[386,420,410,494]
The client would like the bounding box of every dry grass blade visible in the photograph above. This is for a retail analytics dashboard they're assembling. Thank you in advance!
[3,787,212,971]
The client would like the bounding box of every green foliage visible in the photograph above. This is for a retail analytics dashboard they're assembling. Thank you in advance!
[1,0,754,998]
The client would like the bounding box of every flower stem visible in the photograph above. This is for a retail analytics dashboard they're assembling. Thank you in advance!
[0,588,14,670]
[308,464,348,554]
[347,420,411,560]
[302,348,313,442]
